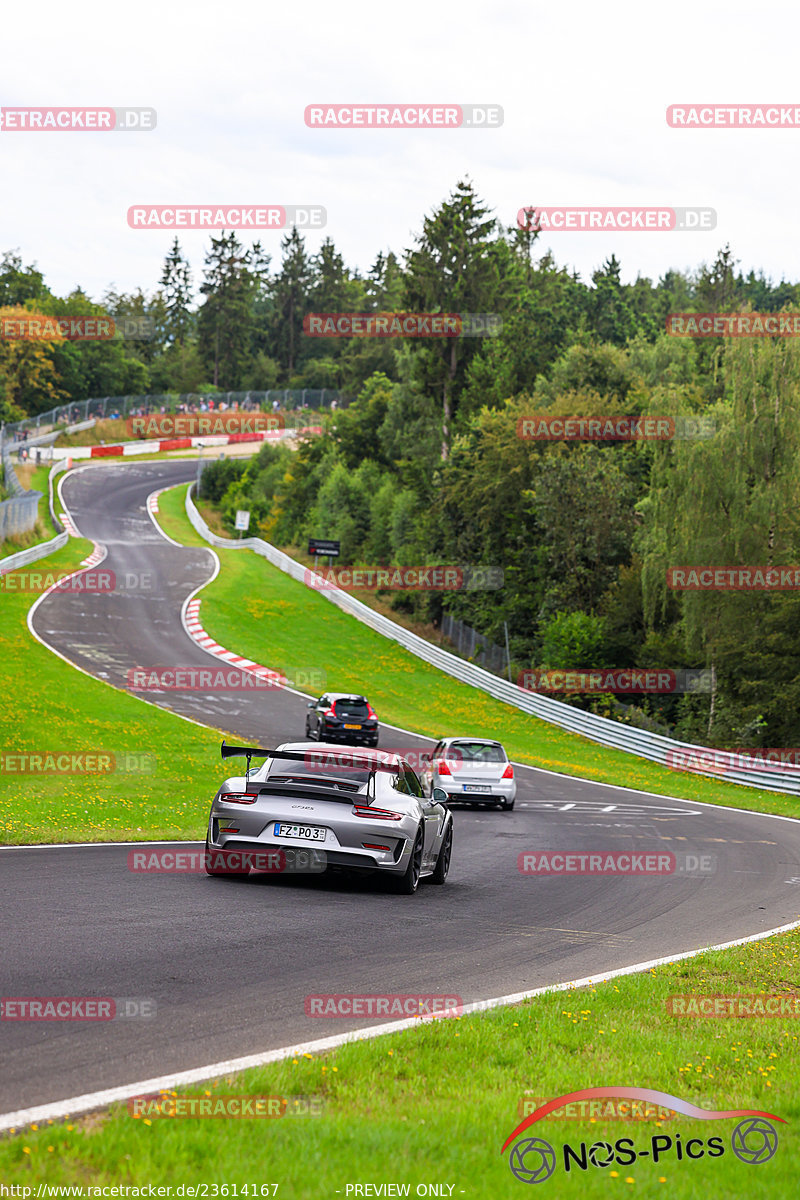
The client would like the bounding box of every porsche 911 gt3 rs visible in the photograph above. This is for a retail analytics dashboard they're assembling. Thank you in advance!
[205,741,453,894]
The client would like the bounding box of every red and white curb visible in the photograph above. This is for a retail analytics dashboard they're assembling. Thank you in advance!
[80,543,105,568]
[183,598,285,685]
[42,426,322,463]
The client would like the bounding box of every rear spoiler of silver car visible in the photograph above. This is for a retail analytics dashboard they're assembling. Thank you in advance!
[220,741,402,797]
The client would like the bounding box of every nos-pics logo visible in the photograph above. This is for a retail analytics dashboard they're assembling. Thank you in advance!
[502,1088,782,1184]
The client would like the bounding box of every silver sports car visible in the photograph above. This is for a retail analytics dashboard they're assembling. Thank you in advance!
[205,741,453,894]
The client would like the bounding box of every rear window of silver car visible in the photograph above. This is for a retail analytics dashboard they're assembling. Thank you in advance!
[449,741,507,762]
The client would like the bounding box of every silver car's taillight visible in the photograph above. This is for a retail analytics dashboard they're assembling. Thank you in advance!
[352,805,403,821]
[220,792,258,804]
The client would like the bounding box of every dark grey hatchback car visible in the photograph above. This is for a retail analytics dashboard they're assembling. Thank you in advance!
[305,692,380,746]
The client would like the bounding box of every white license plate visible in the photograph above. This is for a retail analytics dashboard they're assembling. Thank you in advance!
[344,723,362,729]
[274,822,326,841]
[463,784,492,794]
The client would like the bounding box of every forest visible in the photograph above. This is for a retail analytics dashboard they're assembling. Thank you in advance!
[3,179,799,749]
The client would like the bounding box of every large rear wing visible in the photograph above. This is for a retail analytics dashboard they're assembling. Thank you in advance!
[220,741,403,800]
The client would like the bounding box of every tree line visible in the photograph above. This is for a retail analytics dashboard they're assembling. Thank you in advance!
[4,180,800,748]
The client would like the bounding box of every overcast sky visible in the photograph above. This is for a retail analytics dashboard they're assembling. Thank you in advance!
[2,0,797,303]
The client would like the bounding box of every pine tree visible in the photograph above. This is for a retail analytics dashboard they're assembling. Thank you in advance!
[404,180,502,458]
[160,238,194,347]
[270,227,312,376]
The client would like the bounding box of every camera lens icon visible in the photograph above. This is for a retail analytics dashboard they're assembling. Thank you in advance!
[508,1137,557,1184]
[588,1140,615,1167]
[731,1118,778,1165]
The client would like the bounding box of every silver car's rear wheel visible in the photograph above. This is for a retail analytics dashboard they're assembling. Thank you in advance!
[395,826,424,894]
[205,838,244,877]
[431,820,452,884]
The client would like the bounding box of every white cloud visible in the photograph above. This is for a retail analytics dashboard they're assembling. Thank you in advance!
[1,0,798,298]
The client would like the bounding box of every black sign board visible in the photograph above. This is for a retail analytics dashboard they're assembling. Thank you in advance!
[308,539,341,557]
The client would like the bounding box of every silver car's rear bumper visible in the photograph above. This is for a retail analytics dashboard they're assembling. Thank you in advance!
[209,834,411,875]
[437,779,517,804]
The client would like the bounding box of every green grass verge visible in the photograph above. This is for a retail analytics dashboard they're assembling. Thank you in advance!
[0,537,226,844]
[157,485,798,820]
[2,926,797,1195]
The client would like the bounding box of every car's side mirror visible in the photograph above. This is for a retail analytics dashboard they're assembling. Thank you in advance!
[432,787,449,804]
[307,701,315,708]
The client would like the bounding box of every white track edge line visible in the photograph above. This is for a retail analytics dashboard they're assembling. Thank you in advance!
[0,840,204,852]
[3,914,799,1134]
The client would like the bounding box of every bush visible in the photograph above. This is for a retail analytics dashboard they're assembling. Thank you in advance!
[198,457,247,503]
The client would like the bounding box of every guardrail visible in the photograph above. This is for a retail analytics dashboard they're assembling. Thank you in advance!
[2,441,28,497]
[183,486,800,798]
[1,440,42,540]
[0,461,69,570]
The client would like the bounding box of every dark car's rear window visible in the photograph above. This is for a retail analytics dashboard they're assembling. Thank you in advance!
[334,698,370,717]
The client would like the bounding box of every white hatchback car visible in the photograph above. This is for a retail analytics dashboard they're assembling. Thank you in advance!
[422,738,516,809]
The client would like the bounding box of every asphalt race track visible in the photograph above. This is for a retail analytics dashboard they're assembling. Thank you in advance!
[3,459,800,1115]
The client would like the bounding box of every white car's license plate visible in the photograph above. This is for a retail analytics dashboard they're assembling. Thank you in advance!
[344,723,362,729]
[274,822,326,841]
[463,784,492,793]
